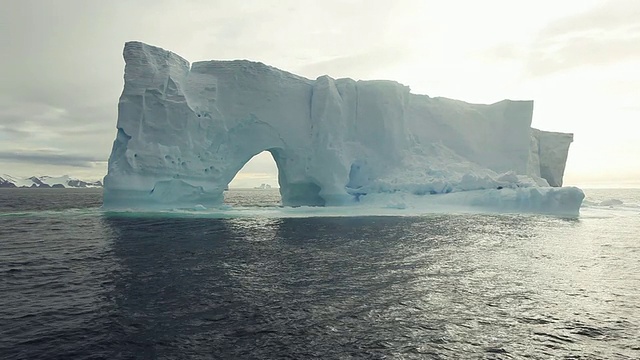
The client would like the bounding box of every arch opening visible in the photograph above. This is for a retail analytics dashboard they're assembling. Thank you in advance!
[225,151,281,206]
[225,149,326,207]
[228,150,280,190]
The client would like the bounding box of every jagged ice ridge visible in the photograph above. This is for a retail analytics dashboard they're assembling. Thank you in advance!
[103,42,584,216]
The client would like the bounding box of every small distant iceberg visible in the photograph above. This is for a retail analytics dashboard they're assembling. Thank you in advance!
[599,199,624,207]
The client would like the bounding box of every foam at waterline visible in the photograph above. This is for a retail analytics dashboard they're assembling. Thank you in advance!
[101,187,585,218]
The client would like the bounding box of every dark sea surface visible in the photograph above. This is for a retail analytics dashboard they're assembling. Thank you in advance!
[1,188,639,359]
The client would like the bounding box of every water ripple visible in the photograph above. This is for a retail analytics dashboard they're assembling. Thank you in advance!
[0,189,639,359]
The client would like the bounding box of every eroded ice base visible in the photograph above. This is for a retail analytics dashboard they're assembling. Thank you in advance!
[103,186,585,218]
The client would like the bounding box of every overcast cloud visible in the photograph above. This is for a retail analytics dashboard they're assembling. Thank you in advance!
[1,0,638,186]
[481,0,640,76]
[0,150,105,168]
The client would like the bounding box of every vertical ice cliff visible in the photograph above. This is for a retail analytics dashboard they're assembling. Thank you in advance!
[530,129,573,187]
[103,42,583,214]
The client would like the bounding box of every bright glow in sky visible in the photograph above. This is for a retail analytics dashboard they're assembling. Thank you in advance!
[229,151,279,189]
[1,0,639,187]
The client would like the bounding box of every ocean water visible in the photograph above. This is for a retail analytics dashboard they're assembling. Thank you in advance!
[1,188,639,359]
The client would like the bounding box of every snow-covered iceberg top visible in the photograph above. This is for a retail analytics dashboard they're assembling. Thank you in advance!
[103,42,584,216]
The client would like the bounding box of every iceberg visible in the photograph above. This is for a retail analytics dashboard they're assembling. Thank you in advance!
[103,42,584,215]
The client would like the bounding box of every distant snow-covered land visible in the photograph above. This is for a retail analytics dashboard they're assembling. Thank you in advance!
[0,174,103,188]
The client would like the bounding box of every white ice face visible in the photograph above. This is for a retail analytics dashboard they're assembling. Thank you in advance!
[103,42,583,215]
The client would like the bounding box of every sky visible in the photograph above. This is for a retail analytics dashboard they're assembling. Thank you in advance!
[0,0,638,188]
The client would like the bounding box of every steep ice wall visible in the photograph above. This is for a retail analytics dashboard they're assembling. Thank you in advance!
[103,42,582,214]
[531,129,574,187]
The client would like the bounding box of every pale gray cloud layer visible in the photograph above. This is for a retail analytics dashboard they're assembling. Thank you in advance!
[0,150,105,168]
[482,0,640,75]
[0,0,638,186]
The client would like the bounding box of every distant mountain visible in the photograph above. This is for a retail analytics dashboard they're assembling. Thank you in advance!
[0,174,103,188]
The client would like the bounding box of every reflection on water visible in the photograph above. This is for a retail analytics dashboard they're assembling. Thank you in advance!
[97,214,639,359]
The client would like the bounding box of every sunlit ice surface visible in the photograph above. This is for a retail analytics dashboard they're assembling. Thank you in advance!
[104,42,578,212]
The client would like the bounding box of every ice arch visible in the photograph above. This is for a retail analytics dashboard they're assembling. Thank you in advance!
[227,149,324,206]
[103,42,581,213]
